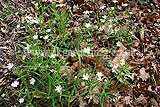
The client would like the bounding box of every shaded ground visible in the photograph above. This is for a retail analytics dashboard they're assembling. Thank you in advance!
[0,0,160,106]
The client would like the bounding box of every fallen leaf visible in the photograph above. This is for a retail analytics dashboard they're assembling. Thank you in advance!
[139,67,150,81]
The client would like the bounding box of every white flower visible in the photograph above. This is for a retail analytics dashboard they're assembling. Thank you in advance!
[85,23,91,28]
[55,85,62,92]
[46,29,51,32]
[33,34,38,39]
[24,44,31,50]
[113,0,118,3]
[100,19,105,23]
[27,19,39,24]
[114,28,119,32]
[11,105,17,107]
[108,24,113,29]
[116,41,122,47]
[96,72,103,78]
[83,10,90,15]
[82,73,89,80]
[123,3,128,7]
[17,25,20,28]
[94,25,98,29]
[99,26,104,31]
[25,16,33,20]
[1,93,5,97]
[35,3,38,7]
[6,63,14,69]
[84,47,91,54]
[25,16,39,24]
[41,52,45,56]
[110,7,114,10]
[19,98,24,104]
[111,64,118,73]
[11,81,19,87]
[43,35,49,39]
[100,5,106,10]
[30,78,35,85]
[102,15,107,19]
[97,77,102,81]
[50,54,56,58]
[121,59,125,66]
[129,12,133,14]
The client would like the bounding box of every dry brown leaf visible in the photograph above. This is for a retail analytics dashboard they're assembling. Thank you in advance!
[110,44,129,67]
[139,67,150,81]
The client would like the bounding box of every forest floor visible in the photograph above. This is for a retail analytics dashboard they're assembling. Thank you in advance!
[0,0,160,107]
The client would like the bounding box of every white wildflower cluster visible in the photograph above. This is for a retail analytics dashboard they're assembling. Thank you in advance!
[43,35,49,40]
[11,81,19,87]
[50,53,56,58]
[46,29,51,32]
[82,73,89,80]
[25,16,39,24]
[83,10,90,15]
[96,72,103,81]
[123,3,128,7]
[30,78,36,85]
[55,85,62,92]
[24,44,31,51]
[6,63,14,70]
[19,98,24,104]
[111,64,118,73]
[100,5,106,10]
[116,41,122,47]
[84,47,91,54]
[85,23,91,28]
[1,93,5,97]
[33,32,38,39]
[113,0,118,3]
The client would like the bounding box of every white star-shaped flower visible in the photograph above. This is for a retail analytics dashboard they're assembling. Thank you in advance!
[43,35,49,39]
[30,78,35,85]
[50,54,56,58]
[25,16,33,20]
[11,81,19,87]
[83,10,90,15]
[46,29,51,32]
[1,93,5,97]
[113,0,118,3]
[123,3,128,7]
[19,98,24,104]
[6,63,14,69]
[108,24,113,29]
[82,73,89,80]
[84,47,91,54]
[85,23,91,28]
[33,34,38,39]
[97,77,102,81]
[116,41,122,47]
[129,12,133,15]
[102,15,107,19]
[24,44,31,50]
[111,64,118,73]
[99,26,104,31]
[100,5,106,10]
[121,59,125,66]
[100,19,105,23]
[17,25,20,28]
[55,85,62,92]
[94,25,98,29]
[11,105,17,107]
[96,72,103,78]
[110,7,114,10]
